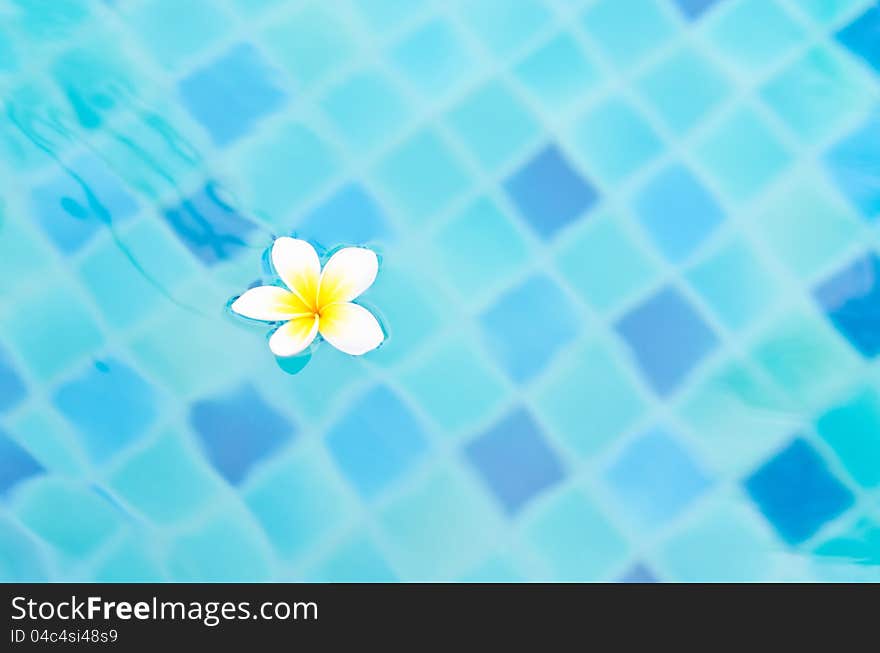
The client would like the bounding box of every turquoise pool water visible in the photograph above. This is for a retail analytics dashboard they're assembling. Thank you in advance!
[2,0,880,582]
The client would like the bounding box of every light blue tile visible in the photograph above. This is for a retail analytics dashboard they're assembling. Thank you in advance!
[306,532,397,582]
[516,33,600,109]
[391,18,474,96]
[458,0,552,56]
[708,0,806,72]
[582,0,677,69]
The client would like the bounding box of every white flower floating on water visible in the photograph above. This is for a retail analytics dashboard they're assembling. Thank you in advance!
[231,237,385,357]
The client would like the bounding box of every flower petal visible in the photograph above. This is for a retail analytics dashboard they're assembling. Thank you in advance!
[272,237,320,310]
[231,286,310,322]
[269,316,319,357]
[318,247,378,306]
[318,302,384,355]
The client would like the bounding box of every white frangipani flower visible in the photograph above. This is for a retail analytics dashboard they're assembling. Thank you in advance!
[231,237,384,357]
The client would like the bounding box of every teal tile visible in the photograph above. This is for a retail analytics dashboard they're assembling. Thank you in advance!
[754,175,861,279]
[696,106,792,202]
[460,554,525,582]
[686,236,780,331]
[375,129,470,224]
[125,0,230,69]
[534,342,646,458]
[448,80,540,170]
[524,487,628,581]
[0,284,103,381]
[7,407,88,476]
[708,0,806,72]
[797,0,871,24]
[92,533,165,582]
[0,214,57,285]
[244,444,353,559]
[108,429,223,524]
[556,213,660,312]
[391,18,474,96]
[306,531,397,582]
[515,33,600,109]
[321,71,411,152]
[816,388,880,488]
[582,0,677,69]
[761,46,877,143]
[637,45,731,134]
[353,0,421,32]
[458,0,552,56]
[380,465,502,580]
[573,98,663,183]
[433,197,531,302]
[400,336,507,433]
[0,516,48,582]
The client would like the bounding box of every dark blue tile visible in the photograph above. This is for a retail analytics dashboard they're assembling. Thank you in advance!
[480,275,579,383]
[0,429,43,496]
[634,164,724,262]
[744,438,854,545]
[0,346,26,413]
[619,562,658,583]
[616,286,718,396]
[53,358,157,463]
[670,0,724,20]
[162,181,257,265]
[814,252,880,358]
[31,154,138,254]
[825,114,880,220]
[326,385,428,499]
[178,43,287,146]
[504,144,599,239]
[837,6,880,74]
[297,183,392,250]
[465,407,565,515]
[190,383,295,485]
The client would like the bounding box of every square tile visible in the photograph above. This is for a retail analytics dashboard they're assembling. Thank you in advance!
[391,18,474,97]
[400,337,507,433]
[816,388,880,488]
[707,0,805,72]
[321,70,410,152]
[615,286,719,396]
[479,275,579,383]
[814,252,880,358]
[671,0,726,20]
[448,80,540,171]
[637,45,730,134]
[325,385,428,499]
[581,0,677,69]
[573,98,663,184]
[0,345,27,414]
[53,358,157,464]
[433,196,531,302]
[761,46,875,143]
[686,237,779,330]
[189,383,296,485]
[178,43,287,146]
[696,106,792,202]
[465,407,566,515]
[457,0,552,56]
[504,144,599,239]
[353,0,421,32]
[618,563,658,583]
[0,428,43,496]
[244,444,353,559]
[375,129,470,225]
[297,183,392,250]
[524,487,627,580]
[634,163,724,262]
[825,114,880,220]
[534,343,646,458]
[556,213,659,312]
[307,532,397,582]
[744,437,854,544]
[515,33,600,109]
[605,428,711,530]
[836,4,880,74]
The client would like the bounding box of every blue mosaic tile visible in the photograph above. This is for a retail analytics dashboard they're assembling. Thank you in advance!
[0,428,44,496]
[582,0,677,69]
[0,345,27,413]
[480,275,579,383]
[458,0,552,56]
[671,0,725,20]
[464,407,565,515]
[825,114,880,220]
[814,252,880,358]
[619,563,658,583]
[162,181,257,265]
[391,18,474,97]
[515,33,600,109]
[0,517,47,582]
[296,183,392,250]
[836,5,880,74]
[189,383,296,485]
[354,0,421,32]
[504,144,599,239]
[707,0,805,72]
[178,43,287,146]
[605,428,711,530]
[31,154,138,254]
[325,385,428,499]
[744,438,854,545]
[126,0,229,69]
[616,286,719,396]
[307,532,397,582]
[634,163,724,262]
[816,388,880,489]
[53,358,157,464]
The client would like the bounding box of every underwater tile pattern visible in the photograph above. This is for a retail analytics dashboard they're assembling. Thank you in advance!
[2,0,880,582]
